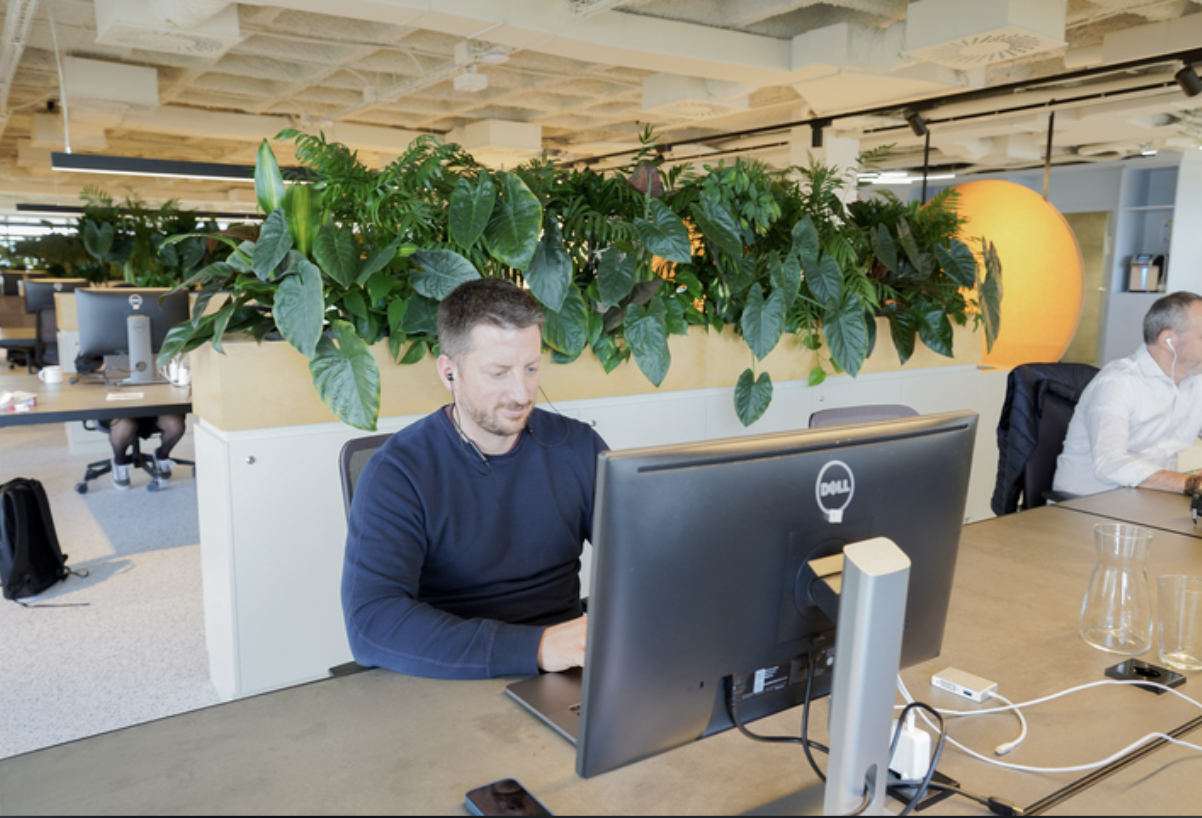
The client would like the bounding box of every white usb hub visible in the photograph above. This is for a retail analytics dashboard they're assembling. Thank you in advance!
[931,667,998,703]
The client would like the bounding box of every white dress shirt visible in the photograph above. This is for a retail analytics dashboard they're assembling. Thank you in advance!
[1054,345,1202,496]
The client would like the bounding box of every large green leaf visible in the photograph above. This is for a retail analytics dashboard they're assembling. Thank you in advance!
[791,216,820,272]
[310,319,380,431]
[410,249,481,300]
[283,183,320,257]
[252,208,292,281]
[980,239,1003,352]
[808,254,844,310]
[386,297,408,334]
[690,194,743,258]
[885,303,917,365]
[635,199,692,264]
[254,139,286,215]
[897,219,933,277]
[543,284,590,358]
[209,301,236,354]
[526,220,572,312]
[598,246,637,308]
[741,284,786,361]
[449,172,496,250]
[871,224,898,274]
[916,300,954,357]
[934,239,978,288]
[83,221,114,261]
[734,368,773,427]
[770,252,801,310]
[664,295,688,336]
[401,294,439,336]
[483,173,542,270]
[274,254,325,358]
[355,237,402,287]
[625,297,671,387]
[314,223,359,288]
[824,293,869,377]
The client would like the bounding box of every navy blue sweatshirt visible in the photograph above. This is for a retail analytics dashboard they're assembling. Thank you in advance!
[341,407,608,679]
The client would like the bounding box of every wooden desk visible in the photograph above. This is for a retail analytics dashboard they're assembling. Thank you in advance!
[1052,489,1202,540]
[0,373,191,428]
[2,509,1201,815]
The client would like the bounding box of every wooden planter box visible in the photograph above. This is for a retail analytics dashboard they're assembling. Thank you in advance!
[191,318,982,432]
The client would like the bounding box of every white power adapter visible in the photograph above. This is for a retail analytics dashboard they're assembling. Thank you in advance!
[932,667,998,704]
[889,711,931,782]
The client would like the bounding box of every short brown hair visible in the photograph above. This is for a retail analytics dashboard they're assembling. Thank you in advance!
[437,278,545,361]
[1144,291,1202,345]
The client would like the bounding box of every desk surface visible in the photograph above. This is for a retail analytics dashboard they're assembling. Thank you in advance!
[3,508,1202,815]
[0,327,35,345]
[0,373,191,428]
[1053,488,1202,540]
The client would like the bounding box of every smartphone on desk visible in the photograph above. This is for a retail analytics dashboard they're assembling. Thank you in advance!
[465,779,551,816]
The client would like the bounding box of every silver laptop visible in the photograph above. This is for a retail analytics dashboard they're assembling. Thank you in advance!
[504,667,583,744]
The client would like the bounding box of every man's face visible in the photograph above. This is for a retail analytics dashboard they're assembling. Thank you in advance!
[1171,302,1202,378]
[449,323,542,447]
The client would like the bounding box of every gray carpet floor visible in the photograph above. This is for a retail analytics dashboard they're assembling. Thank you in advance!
[0,389,218,758]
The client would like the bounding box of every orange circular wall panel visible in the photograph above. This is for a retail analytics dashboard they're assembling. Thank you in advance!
[950,180,1085,368]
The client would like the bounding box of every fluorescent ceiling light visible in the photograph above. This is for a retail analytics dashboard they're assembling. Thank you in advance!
[16,203,265,219]
[50,152,312,183]
[860,172,957,184]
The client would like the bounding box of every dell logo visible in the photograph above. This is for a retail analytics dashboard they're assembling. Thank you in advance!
[815,460,855,524]
[819,479,852,497]
[129,294,143,310]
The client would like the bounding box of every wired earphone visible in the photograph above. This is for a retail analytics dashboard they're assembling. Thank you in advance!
[442,367,591,475]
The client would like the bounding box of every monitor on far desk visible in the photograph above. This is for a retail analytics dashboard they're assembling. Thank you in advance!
[571,410,977,810]
[21,279,89,313]
[76,288,189,385]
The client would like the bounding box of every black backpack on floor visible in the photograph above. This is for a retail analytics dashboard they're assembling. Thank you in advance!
[0,477,71,600]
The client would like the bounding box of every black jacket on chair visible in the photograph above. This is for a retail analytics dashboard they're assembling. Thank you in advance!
[992,362,1099,516]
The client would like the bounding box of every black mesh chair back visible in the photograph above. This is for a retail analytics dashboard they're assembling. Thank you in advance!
[339,433,392,520]
[34,307,58,368]
[809,404,918,428]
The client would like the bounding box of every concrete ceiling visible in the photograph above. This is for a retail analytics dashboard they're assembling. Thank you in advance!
[1,0,1201,214]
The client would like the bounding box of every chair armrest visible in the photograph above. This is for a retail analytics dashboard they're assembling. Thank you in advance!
[1042,490,1079,504]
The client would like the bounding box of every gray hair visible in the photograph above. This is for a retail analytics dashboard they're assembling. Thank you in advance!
[437,278,545,362]
[1144,291,1202,345]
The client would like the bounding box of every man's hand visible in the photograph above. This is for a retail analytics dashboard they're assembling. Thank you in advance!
[537,615,587,672]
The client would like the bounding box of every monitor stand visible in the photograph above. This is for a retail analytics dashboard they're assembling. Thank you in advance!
[103,315,168,386]
[745,537,911,817]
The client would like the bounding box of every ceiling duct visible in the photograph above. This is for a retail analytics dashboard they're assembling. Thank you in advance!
[63,57,160,116]
[904,0,1067,68]
[642,74,751,120]
[95,0,242,57]
[448,120,543,168]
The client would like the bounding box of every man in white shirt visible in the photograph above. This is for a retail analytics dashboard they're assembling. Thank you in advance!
[1054,291,1202,497]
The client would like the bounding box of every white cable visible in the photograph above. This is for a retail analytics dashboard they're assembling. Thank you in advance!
[989,692,1027,756]
[897,675,1202,774]
[46,6,71,154]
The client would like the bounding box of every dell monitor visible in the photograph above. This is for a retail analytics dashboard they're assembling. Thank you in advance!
[22,279,89,314]
[76,288,189,384]
[573,410,977,784]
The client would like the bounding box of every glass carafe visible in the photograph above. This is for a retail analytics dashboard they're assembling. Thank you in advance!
[1079,523,1153,655]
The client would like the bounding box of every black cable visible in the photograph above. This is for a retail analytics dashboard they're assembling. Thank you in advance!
[890,781,1024,816]
[845,784,873,816]
[724,679,804,746]
[800,651,828,783]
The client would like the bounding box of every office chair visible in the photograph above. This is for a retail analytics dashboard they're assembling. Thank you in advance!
[74,419,197,494]
[330,432,392,679]
[338,432,392,519]
[32,307,58,369]
[808,404,918,428]
[991,362,1099,515]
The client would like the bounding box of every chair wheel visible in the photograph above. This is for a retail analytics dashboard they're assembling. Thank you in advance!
[147,480,159,493]
[75,482,88,494]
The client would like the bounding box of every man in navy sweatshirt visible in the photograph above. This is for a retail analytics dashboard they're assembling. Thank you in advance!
[341,278,609,679]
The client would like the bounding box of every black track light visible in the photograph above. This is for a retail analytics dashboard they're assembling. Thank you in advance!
[905,110,928,137]
[1176,64,1202,98]
[811,123,824,148]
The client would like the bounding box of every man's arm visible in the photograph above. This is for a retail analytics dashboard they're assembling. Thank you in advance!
[1084,388,1166,489]
[341,456,545,680]
[1139,469,1192,493]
